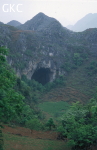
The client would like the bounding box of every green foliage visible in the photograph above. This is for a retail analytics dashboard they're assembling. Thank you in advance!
[15,76,44,123]
[61,45,89,73]
[59,98,97,149]
[0,46,8,64]
[16,105,34,125]
[21,74,66,104]
[15,78,33,104]
[45,118,55,130]
[86,60,97,76]
[0,47,24,123]
[61,62,71,72]
[20,76,45,104]
[45,76,66,92]
[54,75,66,86]
[14,78,44,125]
[73,53,83,66]
[25,118,42,131]
[24,49,34,57]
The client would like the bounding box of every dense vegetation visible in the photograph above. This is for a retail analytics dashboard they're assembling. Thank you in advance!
[0,47,28,124]
[0,46,67,148]
[1,46,97,150]
[0,49,24,123]
[0,47,44,149]
[1,13,97,150]
[58,92,97,149]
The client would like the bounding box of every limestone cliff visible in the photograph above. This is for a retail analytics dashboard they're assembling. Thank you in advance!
[0,13,97,85]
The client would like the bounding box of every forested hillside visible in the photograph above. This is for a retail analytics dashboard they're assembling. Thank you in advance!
[1,13,97,150]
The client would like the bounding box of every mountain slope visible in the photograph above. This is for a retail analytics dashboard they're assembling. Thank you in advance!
[18,12,63,31]
[0,21,4,25]
[0,13,97,103]
[67,13,97,32]
[7,20,22,27]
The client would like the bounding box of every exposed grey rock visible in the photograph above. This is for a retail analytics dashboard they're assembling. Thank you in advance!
[0,13,97,85]
[18,12,58,31]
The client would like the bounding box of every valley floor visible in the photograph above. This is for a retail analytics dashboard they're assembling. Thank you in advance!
[2,125,97,150]
[2,125,70,150]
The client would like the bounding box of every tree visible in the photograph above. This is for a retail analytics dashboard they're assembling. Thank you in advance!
[25,118,42,133]
[16,105,34,125]
[60,101,96,149]
[46,118,55,130]
[0,46,8,64]
[73,53,83,66]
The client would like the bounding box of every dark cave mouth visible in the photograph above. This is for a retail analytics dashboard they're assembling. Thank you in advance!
[31,68,52,85]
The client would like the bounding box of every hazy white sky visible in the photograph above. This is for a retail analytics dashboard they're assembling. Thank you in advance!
[0,0,97,26]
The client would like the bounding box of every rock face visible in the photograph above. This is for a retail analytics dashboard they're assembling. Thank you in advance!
[24,59,58,85]
[17,12,59,31]
[0,23,68,84]
[0,13,97,85]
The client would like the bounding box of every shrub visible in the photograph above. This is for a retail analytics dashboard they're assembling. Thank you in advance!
[25,118,42,131]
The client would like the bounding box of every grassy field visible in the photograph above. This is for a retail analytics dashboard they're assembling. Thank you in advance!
[38,101,70,117]
[3,133,70,150]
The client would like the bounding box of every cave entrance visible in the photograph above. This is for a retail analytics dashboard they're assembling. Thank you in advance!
[32,68,52,85]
